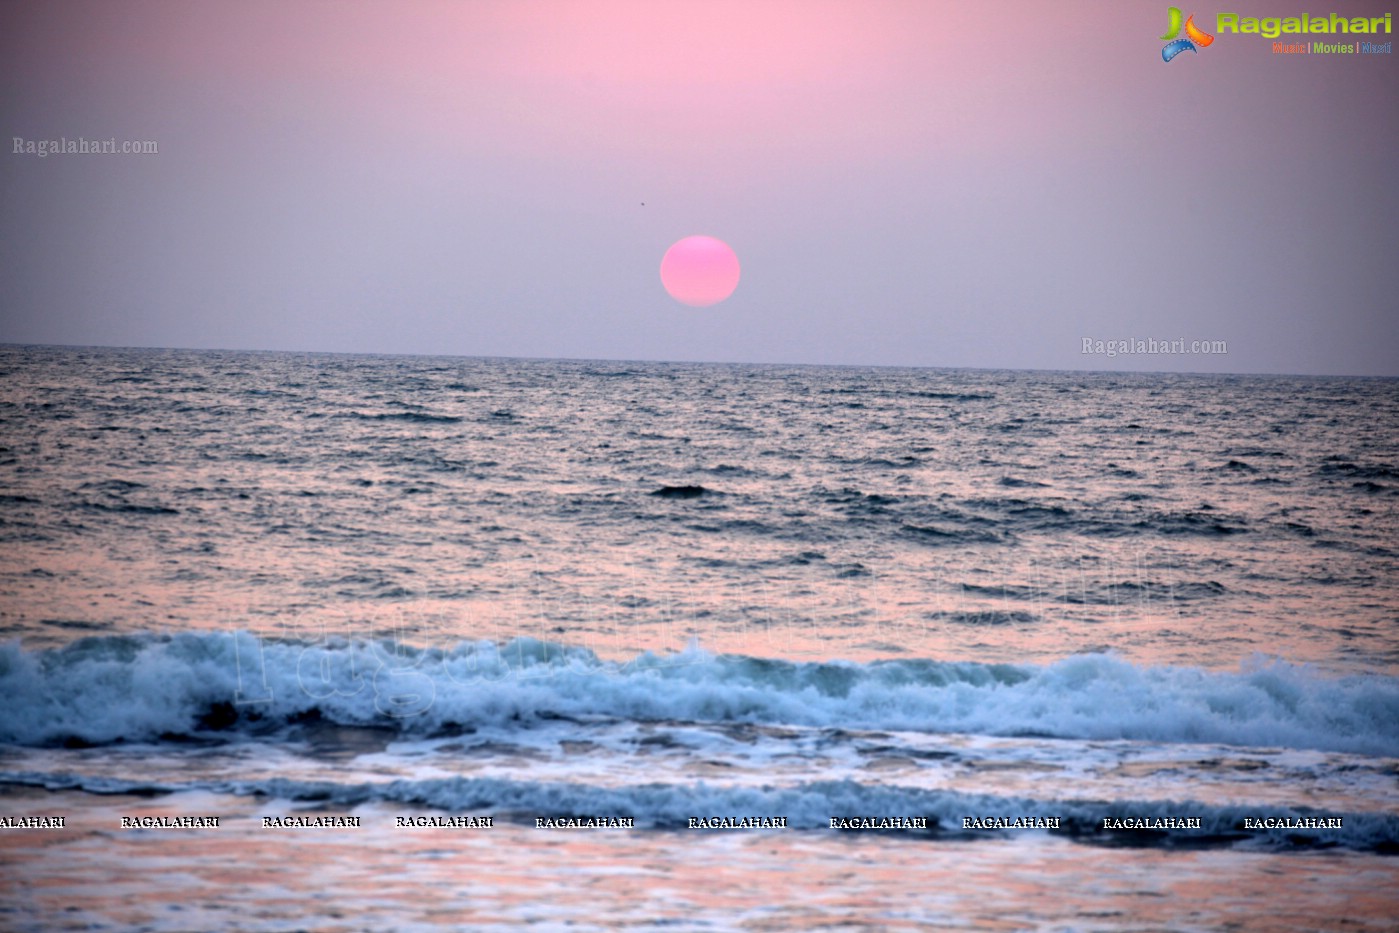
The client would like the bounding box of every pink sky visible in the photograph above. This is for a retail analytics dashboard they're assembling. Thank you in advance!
[2,0,1395,373]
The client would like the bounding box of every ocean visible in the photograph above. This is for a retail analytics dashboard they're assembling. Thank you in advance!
[1,344,1396,931]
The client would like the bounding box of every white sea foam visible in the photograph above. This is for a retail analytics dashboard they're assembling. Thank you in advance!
[2,769,1395,852]
[2,633,1397,756]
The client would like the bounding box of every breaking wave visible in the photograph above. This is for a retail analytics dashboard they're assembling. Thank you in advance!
[2,633,1396,755]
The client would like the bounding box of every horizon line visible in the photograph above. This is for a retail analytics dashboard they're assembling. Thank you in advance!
[1,340,1395,381]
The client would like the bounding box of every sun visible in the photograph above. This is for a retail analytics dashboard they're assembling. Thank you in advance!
[659,236,740,307]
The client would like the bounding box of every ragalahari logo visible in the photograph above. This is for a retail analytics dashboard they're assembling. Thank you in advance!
[1161,7,1215,60]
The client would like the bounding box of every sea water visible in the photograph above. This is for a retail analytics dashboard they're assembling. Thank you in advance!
[1,345,1396,930]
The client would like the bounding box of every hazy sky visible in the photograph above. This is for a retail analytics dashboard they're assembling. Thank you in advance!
[2,0,1396,375]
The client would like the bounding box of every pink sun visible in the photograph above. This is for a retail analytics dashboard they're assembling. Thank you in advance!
[659,235,740,307]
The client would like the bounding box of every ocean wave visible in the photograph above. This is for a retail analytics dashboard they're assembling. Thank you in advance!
[340,410,464,424]
[2,634,1397,756]
[2,771,1394,852]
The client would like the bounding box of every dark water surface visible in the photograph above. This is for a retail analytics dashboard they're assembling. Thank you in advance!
[2,346,1397,930]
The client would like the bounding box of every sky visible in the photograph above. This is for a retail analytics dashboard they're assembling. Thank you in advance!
[1,0,1396,375]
